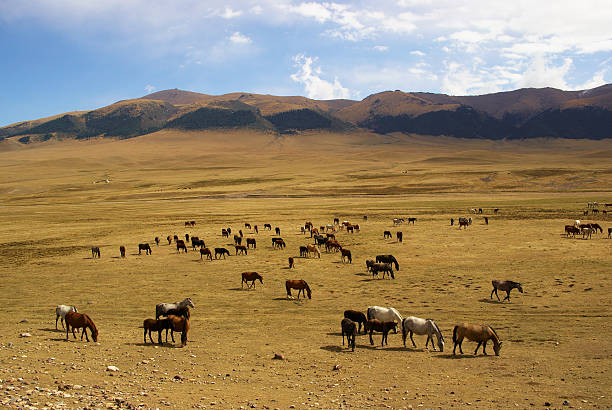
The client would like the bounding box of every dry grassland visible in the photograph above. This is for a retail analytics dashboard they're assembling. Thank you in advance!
[0,130,610,409]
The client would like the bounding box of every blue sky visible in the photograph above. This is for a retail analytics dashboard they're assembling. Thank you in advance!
[1,0,611,126]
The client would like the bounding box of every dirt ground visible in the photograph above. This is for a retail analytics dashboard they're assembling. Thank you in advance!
[0,130,610,409]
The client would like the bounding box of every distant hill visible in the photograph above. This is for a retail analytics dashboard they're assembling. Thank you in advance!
[2,85,611,143]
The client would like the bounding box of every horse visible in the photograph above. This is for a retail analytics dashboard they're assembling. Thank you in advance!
[138,243,152,255]
[288,257,294,268]
[408,217,416,225]
[333,218,339,225]
[478,208,483,214]
[200,247,213,260]
[222,229,229,238]
[341,318,357,351]
[609,227,612,238]
[346,225,354,233]
[453,323,502,356]
[326,240,342,252]
[143,318,172,344]
[64,312,98,342]
[383,230,392,239]
[285,279,311,299]
[306,244,321,258]
[176,240,187,253]
[581,226,594,239]
[239,229,243,237]
[396,232,403,242]
[484,216,489,225]
[154,237,160,246]
[370,262,394,279]
[589,223,603,233]
[227,227,232,235]
[326,233,336,240]
[173,234,179,242]
[367,306,402,333]
[246,238,256,248]
[402,317,444,351]
[235,245,247,255]
[192,239,205,250]
[215,247,230,259]
[254,225,258,233]
[264,223,272,230]
[341,248,352,263]
[393,218,404,225]
[156,298,195,319]
[365,259,375,272]
[273,238,286,249]
[55,305,77,330]
[245,223,251,229]
[234,235,242,245]
[185,233,190,242]
[310,228,319,238]
[241,272,263,289]
[376,254,399,270]
[119,246,125,258]
[365,319,397,346]
[353,224,360,232]
[167,235,172,244]
[164,305,191,319]
[299,246,308,257]
[491,280,523,302]
[91,247,100,258]
[314,234,328,247]
[458,218,469,229]
[326,224,334,232]
[450,218,454,226]
[185,221,190,227]
[275,227,281,235]
[166,315,190,347]
[565,225,580,237]
[344,310,367,333]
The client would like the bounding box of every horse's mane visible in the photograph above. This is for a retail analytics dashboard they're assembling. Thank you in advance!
[428,319,442,336]
[487,325,500,342]
[84,314,98,334]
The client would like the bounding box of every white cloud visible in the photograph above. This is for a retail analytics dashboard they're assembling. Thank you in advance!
[374,45,389,52]
[144,84,156,94]
[515,55,573,89]
[410,50,425,56]
[290,54,351,99]
[229,32,252,44]
[219,7,242,19]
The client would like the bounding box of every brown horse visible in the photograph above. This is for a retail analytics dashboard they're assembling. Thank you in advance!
[453,323,502,356]
[176,240,187,253]
[138,243,152,255]
[235,245,248,255]
[341,318,357,351]
[340,248,352,263]
[166,315,190,346]
[384,230,392,239]
[344,310,367,333]
[286,279,311,299]
[365,319,397,346]
[91,247,101,258]
[155,237,160,246]
[222,228,229,238]
[346,225,354,233]
[273,238,286,249]
[234,235,242,245]
[241,272,263,289]
[325,240,342,252]
[167,235,172,244]
[565,225,580,237]
[246,238,256,248]
[215,247,230,259]
[119,246,125,258]
[65,311,98,342]
[200,247,213,260]
[306,244,321,258]
[143,318,172,344]
[396,232,403,242]
[491,280,523,302]
[288,257,294,268]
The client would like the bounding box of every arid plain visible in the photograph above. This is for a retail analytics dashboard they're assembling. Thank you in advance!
[0,130,610,409]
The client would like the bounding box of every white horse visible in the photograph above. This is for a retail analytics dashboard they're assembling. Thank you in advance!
[402,316,445,352]
[393,218,404,225]
[581,226,594,239]
[367,306,403,333]
[55,305,78,330]
[156,297,195,319]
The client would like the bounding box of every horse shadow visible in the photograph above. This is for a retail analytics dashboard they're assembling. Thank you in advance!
[434,354,482,360]
[227,287,246,291]
[110,256,122,259]
[326,332,343,336]
[320,345,347,352]
[124,342,181,348]
[39,327,63,333]
[354,272,370,277]
[478,298,506,304]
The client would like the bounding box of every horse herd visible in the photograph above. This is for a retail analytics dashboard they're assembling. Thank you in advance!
[340,305,502,356]
[564,221,609,239]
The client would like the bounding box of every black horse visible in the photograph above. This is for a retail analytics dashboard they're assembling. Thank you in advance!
[215,247,230,259]
[376,254,399,270]
[344,310,367,333]
[138,243,152,255]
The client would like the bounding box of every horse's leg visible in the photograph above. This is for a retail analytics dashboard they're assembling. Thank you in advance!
[157,330,163,345]
[504,290,511,301]
[494,288,500,301]
[490,287,495,299]
[474,341,482,355]
[144,328,147,344]
[66,324,69,341]
[72,326,77,339]
[482,340,488,355]
[369,329,374,345]
[56,315,60,329]
[171,329,175,343]
[410,331,417,348]
[342,330,345,346]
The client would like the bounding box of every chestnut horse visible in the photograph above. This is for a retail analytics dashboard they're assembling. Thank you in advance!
[241,272,263,289]
[64,311,98,342]
[139,243,152,255]
[341,318,357,351]
[235,245,247,255]
[200,247,213,260]
[306,244,320,258]
[341,248,352,263]
[167,315,190,347]
[453,323,502,356]
[167,235,172,244]
[285,279,311,299]
[366,319,397,346]
[143,318,172,344]
[288,257,294,268]
[176,240,187,253]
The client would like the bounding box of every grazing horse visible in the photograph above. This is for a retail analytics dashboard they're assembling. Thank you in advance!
[288,257,294,268]
[402,317,444,351]
[326,240,342,252]
[192,239,205,250]
[222,229,229,238]
[275,227,281,235]
[608,227,612,238]
[367,306,402,333]
[589,223,603,233]
[166,315,190,347]
[393,218,404,225]
[91,247,101,258]
[185,233,190,243]
[581,226,594,239]
[450,218,454,226]
[341,248,352,263]
[200,247,213,260]
[396,232,403,242]
[376,254,399,270]
[235,245,247,255]
[346,225,354,233]
[408,217,416,225]
[264,223,272,230]
[245,223,251,229]
[241,272,263,289]
[344,310,367,333]
[155,237,160,246]
[491,280,523,302]
[55,305,77,330]
[299,246,308,257]
[64,312,98,342]
[370,263,394,279]
[156,298,195,319]
[185,221,190,227]
[306,244,321,258]
[341,318,357,351]
[453,323,502,356]
[565,225,580,237]
[353,224,360,232]
[176,240,187,253]
[254,225,258,233]
[143,318,172,344]
[273,238,286,249]
[173,235,179,242]
[285,279,311,299]
[365,259,375,273]
[326,233,336,240]
[234,235,242,245]
[383,230,392,239]
[333,218,340,225]
[167,235,172,244]
[366,319,397,346]
[138,243,152,255]
[458,218,469,229]
[119,246,125,258]
[246,238,256,248]
[215,247,230,259]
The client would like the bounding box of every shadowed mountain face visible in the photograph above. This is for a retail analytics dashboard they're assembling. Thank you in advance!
[2,85,611,143]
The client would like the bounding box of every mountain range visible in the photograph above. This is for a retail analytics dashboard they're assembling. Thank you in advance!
[2,84,612,143]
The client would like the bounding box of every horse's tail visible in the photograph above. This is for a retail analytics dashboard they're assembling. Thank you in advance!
[452,325,458,344]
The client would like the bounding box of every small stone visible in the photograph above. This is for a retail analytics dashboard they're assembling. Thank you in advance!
[106,366,119,372]
[173,375,183,381]
[333,364,342,371]
[544,402,551,407]
[20,333,32,338]
[563,400,570,406]
[272,353,285,360]
[19,320,29,323]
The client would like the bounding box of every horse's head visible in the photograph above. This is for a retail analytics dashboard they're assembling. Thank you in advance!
[306,287,312,299]
[437,336,445,352]
[493,341,502,356]
[517,283,524,293]
[185,298,195,308]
